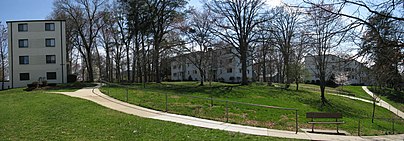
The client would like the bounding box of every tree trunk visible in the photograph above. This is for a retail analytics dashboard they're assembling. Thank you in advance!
[86,48,94,82]
[320,79,327,106]
[241,43,248,85]
[153,40,161,83]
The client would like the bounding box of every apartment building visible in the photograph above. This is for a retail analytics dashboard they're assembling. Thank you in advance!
[304,54,369,85]
[171,48,253,83]
[7,20,67,88]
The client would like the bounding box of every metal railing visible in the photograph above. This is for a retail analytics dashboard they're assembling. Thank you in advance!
[357,117,404,136]
[100,80,300,134]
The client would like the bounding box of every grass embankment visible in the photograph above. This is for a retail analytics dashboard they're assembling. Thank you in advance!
[368,86,404,112]
[101,82,404,136]
[336,86,374,101]
[0,87,290,140]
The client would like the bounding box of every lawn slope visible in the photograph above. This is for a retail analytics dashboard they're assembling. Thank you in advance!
[101,82,404,135]
[0,88,290,140]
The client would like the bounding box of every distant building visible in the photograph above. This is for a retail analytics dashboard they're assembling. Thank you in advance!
[304,54,370,85]
[7,20,67,88]
[171,48,253,83]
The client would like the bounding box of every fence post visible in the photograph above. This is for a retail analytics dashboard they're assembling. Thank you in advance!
[210,96,213,107]
[358,118,361,136]
[165,93,168,112]
[392,118,395,134]
[126,87,129,102]
[295,110,298,134]
[108,83,110,95]
[226,100,229,123]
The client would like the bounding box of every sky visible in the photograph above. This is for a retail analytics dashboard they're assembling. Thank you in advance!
[0,0,286,24]
[0,0,54,24]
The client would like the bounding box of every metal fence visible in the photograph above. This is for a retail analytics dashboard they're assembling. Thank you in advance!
[357,117,404,136]
[99,81,404,135]
[100,80,299,133]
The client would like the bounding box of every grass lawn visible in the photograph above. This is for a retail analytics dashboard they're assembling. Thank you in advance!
[100,82,404,136]
[0,88,293,140]
[337,86,374,101]
[368,86,404,112]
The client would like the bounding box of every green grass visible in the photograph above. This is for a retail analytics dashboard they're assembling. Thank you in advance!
[368,86,404,112]
[101,82,404,136]
[337,86,374,101]
[0,88,293,140]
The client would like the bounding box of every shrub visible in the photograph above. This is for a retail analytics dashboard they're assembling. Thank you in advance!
[67,74,77,83]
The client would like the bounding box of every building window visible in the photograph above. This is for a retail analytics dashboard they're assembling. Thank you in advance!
[173,73,177,77]
[19,56,29,64]
[227,68,232,73]
[46,55,56,64]
[18,23,28,32]
[194,70,198,74]
[46,38,56,47]
[18,39,28,48]
[45,23,55,31]
[47,72,57,80]
[20,73,29,81]
[173,65,176,69]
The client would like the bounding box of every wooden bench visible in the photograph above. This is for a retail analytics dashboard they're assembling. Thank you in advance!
[306,112,345,133]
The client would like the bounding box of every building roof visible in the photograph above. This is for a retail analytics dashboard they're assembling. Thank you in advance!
[6,20,66,23]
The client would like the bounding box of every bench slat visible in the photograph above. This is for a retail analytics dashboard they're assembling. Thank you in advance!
[306,112,342,118]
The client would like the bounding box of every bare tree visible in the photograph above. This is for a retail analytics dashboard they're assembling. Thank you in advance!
[0,22,7,89]
[305,3,349,105]
[55,0,107,82]
[179,8,215,86]
[207,0,265,85]
[146,0,187,83]
[269,6,301,88]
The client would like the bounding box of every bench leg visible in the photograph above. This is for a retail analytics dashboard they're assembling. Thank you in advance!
[311,118,314,132]
[337,124,339,133]
[312,124,314,132]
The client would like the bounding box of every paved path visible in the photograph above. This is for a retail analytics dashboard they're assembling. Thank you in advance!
[362,86,404,119]
[53,85,404,141]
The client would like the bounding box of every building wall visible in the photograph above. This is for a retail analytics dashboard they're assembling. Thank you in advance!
[8,20,67,88]
[171,48,253,83]
[304,55,369,85]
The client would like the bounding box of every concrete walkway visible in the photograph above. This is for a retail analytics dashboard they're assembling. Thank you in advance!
[53,85,404,141]
[362,86,404,119]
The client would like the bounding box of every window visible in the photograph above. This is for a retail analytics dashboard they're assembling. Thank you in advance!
[20,73,30,80]
[173,73,177,77]
[47,72,57,80]
[46,38,55,47]
[18,23,28,32]
[173,65,177,69]
[46,55,56,64]
[194,70,198,74]
[18,39,28,48]
[45,23,55,31]
[19,56,29,64]
[227,68,232,73]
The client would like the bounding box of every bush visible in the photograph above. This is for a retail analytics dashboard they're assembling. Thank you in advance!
[67,74,77,83]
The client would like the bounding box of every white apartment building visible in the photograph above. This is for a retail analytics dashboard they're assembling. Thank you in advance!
[171,48,253,83]
[304,54,369,85]
[7,20,67,88]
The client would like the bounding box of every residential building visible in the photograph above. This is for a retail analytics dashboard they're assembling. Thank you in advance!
[171,48,253,83]
[304,54,370,85]
[7,20,67,88]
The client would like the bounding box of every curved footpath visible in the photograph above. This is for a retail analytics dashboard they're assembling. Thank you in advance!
[362,86,404,119]
[53,85,404,141]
